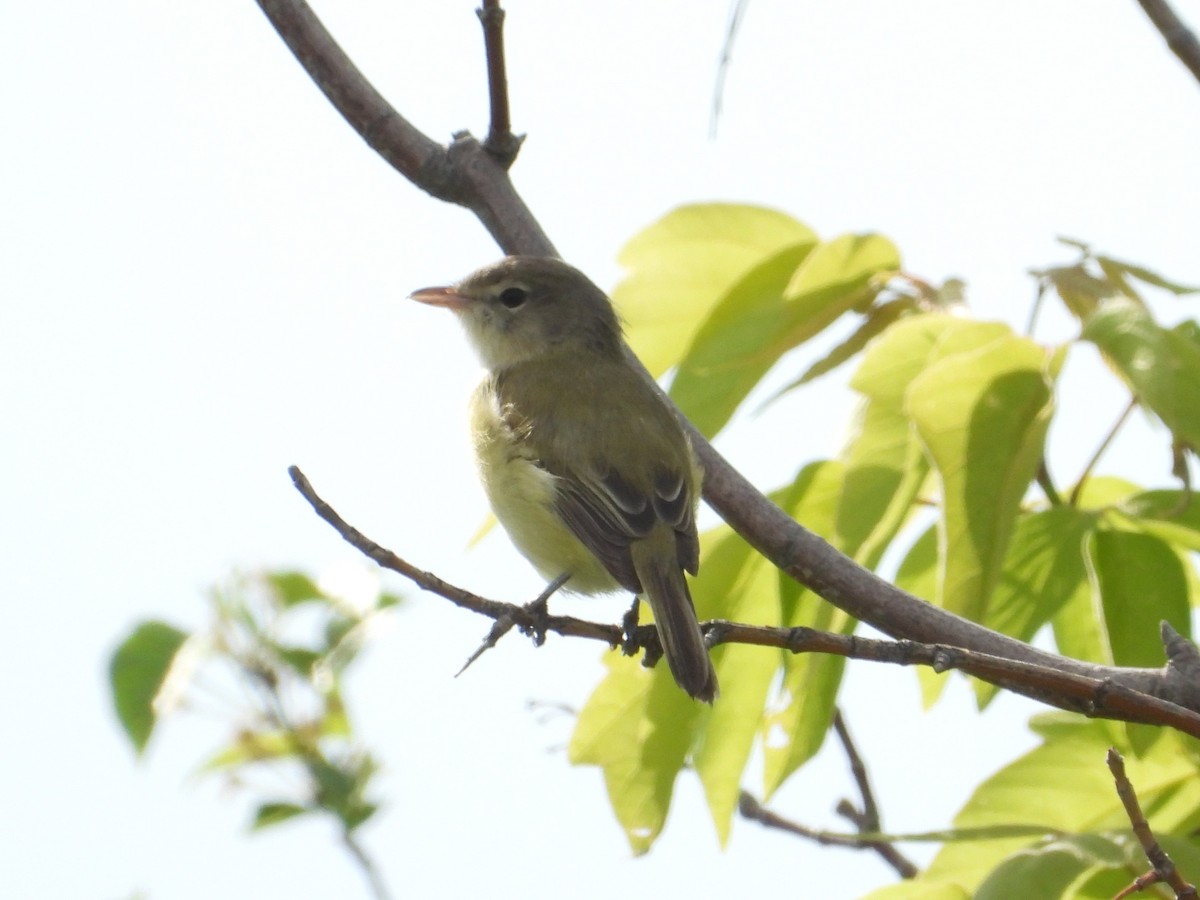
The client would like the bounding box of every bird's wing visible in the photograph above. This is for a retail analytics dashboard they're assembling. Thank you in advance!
[552,461,698,593]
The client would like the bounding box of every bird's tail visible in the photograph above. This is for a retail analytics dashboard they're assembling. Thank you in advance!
[632,538,718,703]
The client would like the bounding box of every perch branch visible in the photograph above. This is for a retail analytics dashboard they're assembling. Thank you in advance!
[289,466,1200,738]
[259,0,1200,722]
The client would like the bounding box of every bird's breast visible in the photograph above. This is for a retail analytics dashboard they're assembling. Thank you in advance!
[468,379,619,595]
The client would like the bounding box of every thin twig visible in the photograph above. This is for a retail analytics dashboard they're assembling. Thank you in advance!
[1135,0,1200,89]
[1024,278,1048,337]
[710,0,751,137]
[343,830,393,900]
[832,710,918,878]
[255,0,555,255]
[476,0,522,163]
[1069,397,1137,506]
[1036,460,1064,507]
[739,789,916,878]
[1107,748,1199,899]
[739,791,876,848]
[833,710,880,827]
[288,466,623,647]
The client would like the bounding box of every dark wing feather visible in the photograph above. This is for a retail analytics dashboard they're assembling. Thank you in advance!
[552,462,699,592]
[553,468,648,592]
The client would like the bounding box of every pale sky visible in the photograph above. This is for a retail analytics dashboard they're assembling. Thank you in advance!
[4,2,1199,898]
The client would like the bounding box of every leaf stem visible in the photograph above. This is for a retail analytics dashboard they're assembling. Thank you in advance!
[1069,398,1137,506]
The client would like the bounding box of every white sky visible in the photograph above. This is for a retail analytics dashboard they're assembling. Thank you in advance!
[4,1,1199,898]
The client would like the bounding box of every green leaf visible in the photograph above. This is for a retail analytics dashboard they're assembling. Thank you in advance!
[762,296,916,405]
[670,232,900,437]
[895,525,939,603]
[976,508,1095,706]
[906,330,1055,623]
[1088,528,1190,667]
[691,529,783,844]
[761,462,855,797]
[1082,297,1200,447]
[1071,475,1142,510]
[109,620,189,755]
[275,645,323,676]
[251,802,311,831]
[1117,490,1200,552]
[666,244,819,437]
[201,729,305,771]
[973,834,1125,900]
[265,570,326,608]
[1037,264,1120,320]
[925,717,1200,893]
[376,591,403,610]
[569,507,783,852]
[614,203,818,377]
[893,525,954,707]
[862,881,972,899]
[836,399,930,567]
[1095,254,1200,296]
[852,314,1011,410]
[568,654,705,854]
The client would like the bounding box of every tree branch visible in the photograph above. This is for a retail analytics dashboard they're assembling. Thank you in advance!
[831,710,919,879]
[476,0,522,163]
[289,466,1200,739]
[1136,0,1200,90]
[260,0,1200,722]
[256,0,555,256]
[1108,748,1199,899]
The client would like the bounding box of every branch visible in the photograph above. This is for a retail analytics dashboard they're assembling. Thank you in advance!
[289,466,1200,739]
[259,0,1200,722]
[255,0,555,257]
[1136,0,1200,90]
[831,711,918,879]
[476,0,522,163]
[1108,748,1199,899]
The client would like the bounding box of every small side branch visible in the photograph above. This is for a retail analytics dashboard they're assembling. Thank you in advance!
[738,789,915,879]
[288,465,622,648]
[1108,748,1198,899]
[1069,397,1136,506]
[476,0,522,163]
[832,711,919,878]
[706,621,1200,738]
[1136,0,1200,89]
[255,0,555,255]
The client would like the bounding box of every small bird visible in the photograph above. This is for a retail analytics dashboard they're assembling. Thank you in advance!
[410,256,718,702]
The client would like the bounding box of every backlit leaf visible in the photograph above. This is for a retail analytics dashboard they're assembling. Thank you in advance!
[109,620,189,755]
[1089,528,1190,667]
[670,232,900,437]
[615,203,818,376]
[907,330,1056,622]
[1082,297,1200,447]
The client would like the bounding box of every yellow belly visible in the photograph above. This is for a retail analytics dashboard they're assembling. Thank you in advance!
[469,381,620,595]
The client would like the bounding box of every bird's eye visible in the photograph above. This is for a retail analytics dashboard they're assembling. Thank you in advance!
[498,286,528,309]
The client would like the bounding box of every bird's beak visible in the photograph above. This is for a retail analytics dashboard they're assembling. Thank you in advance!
[409,285,470,311]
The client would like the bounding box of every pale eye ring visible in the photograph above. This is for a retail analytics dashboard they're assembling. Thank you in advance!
[498,286,528,309]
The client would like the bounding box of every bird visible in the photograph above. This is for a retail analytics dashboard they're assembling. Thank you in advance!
[410,255,718,702]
